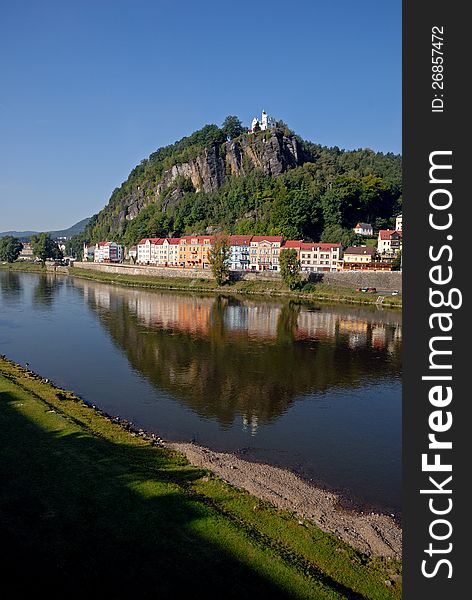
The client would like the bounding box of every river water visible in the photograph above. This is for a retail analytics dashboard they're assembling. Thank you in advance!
[0,271,402,513]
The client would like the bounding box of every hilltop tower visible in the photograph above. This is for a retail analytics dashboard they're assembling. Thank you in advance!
[250,109,275,133]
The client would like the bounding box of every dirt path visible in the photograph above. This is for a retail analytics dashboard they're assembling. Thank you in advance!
[168,441,402,560]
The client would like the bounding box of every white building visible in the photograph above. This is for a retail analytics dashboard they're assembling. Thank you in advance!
[83,242,96,261]
[94,241,123,263]
[377,230,402,257]
[137,238,161,264]
[353,222,373,236]
[136,238,181,266]
[250,110,275,132]
[228,235,252,270]
[249,236,282,271]
[283,241,342,273]
[395,214,402,231]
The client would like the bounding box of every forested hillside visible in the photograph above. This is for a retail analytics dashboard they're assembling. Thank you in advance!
[69,117,401,254]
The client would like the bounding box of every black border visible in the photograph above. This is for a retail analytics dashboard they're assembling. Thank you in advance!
[403,1,468,596]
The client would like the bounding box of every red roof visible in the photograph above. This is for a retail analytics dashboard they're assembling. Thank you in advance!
[251,236,283,243]
[344,246,376,255]
[282,240,303,249]
[228,235,253,245]
[299,242,341,250]
[165,238,181,245]
[137,238,163,245]
[179,235,215,244]
[379,230,402,240]
[354,223,372,229]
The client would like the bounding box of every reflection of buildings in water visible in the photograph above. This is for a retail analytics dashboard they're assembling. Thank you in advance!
[245,304,281,339]
[296,310,337,340]
[79,279,402,354]
[393,324,402,341]
[223,305,249,332]
[371,326,387,349]
[338,318,368,335]
[338,318,368,349]
[76,279,402,428]
[242,414,259,436]
[347,332,368,348]
[83,286,112,310]
[130,294,213,335]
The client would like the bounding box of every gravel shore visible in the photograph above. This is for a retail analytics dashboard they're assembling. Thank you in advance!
[168,441,402,560]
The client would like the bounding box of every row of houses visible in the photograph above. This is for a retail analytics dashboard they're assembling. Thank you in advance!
[83,241,123,263]
[83,228,402,272]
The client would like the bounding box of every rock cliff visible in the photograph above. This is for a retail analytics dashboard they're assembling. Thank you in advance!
[124,130,305,221]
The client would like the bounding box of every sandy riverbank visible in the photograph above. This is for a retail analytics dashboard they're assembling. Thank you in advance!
[168,441,402,560]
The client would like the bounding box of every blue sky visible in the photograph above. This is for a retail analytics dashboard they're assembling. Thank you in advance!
[0,0,401,231]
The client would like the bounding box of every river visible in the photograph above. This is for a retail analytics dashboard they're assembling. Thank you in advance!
[0,270,402,513]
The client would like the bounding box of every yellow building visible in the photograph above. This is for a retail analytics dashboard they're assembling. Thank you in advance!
[179,236,214,269]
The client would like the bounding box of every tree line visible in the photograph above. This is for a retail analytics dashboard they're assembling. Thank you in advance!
[0,233,63,263]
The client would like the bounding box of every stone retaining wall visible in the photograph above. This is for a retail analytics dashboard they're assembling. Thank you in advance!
[71,262,402,291]
[317,271,402,292]
[73,262,214,279]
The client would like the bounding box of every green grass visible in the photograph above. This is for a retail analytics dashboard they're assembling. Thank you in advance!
[0,357,401,598]
[0,260,45,273]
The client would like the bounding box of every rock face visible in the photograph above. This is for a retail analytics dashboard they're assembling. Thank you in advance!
[124,130,305,222]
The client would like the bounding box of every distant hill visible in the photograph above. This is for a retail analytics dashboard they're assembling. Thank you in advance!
[0,217,91,241]
[75,117,402,248]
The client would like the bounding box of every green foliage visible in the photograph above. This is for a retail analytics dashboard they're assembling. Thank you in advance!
[30,233,63,261]
[0,236,23,263]
[208,236,230,285]
[320,225,359,247]
[222,115,245,140]
[392,250,402,270]
[301,283,316,293]
[279,248,302,290]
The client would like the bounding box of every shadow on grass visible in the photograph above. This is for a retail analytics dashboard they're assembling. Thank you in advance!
[0,391,306,599]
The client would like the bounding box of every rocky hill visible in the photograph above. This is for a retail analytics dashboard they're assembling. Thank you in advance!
[76,119,402,250]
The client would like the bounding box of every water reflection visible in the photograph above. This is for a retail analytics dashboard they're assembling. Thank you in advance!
[32,274,63,309]
[0,271,23,303]
[76,280,402,429]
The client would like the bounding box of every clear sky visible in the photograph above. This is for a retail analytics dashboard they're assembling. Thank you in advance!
[0,0,401,232]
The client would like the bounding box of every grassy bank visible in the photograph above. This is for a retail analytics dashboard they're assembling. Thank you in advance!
[0,357,401,599]
[1,261,402,308]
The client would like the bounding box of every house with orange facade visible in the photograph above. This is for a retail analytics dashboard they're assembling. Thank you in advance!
[178,235,214,269]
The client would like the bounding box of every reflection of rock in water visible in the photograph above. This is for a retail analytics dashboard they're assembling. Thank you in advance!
[75,279,402,429]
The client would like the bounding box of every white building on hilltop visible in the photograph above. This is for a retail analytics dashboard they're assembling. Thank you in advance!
[250,110,275,132]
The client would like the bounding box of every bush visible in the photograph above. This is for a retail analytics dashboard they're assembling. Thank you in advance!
[301,283,316,293]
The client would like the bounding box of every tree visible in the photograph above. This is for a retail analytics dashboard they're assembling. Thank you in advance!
[222,116,245,140]
[0,236,23,263]
[208,236,230,286]
[320,224,357,248]
[392,250,402,271]
[31,232,63,261]
[279,248,302,291]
